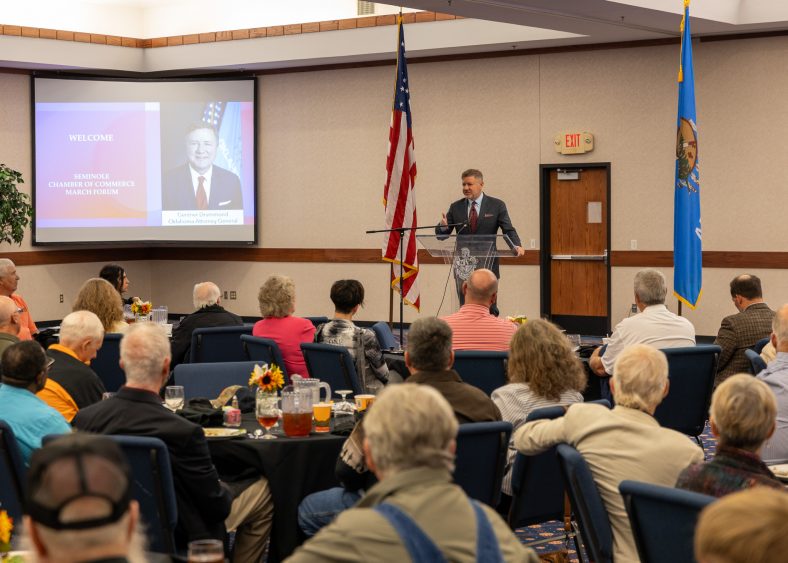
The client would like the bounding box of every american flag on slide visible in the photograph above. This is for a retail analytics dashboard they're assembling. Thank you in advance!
[382,16,420,311]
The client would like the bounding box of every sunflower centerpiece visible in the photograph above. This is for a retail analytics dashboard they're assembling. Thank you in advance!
[130,298,153,322]
[249,363,285,398]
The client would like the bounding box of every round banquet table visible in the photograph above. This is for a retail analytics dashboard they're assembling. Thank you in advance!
[207,414,345,562]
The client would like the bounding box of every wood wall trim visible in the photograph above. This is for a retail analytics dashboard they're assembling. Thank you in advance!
[5,248,788,269]
[0,12,458,50]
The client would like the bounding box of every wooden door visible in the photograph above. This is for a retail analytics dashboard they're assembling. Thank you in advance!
[541,166,610,335]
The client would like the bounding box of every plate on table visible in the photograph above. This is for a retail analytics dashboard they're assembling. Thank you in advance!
[768,463,788,482]
[203,427,246,440]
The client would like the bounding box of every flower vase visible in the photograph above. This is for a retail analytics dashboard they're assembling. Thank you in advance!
[135,313,150,322]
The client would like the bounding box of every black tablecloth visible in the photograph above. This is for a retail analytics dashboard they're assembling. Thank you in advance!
[207,414,344,562]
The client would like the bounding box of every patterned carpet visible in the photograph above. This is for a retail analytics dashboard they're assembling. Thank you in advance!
[514,422,717,560]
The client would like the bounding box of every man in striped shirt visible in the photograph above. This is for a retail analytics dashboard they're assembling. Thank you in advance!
[441,269,517,351]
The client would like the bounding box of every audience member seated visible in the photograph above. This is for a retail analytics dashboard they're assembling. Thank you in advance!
[589,269,695,399]
[98,263,138,306]
[676,374,782,496]
[22,433,145,563]
[757,303,788,463]
[0,295,22,360]
[37,311,106,423]
[694,488,788,563]
[492,318,585,504]
[298,317,500,537]
[0,341,71,465]
[440,268,516,351]
[515,344,703,562]
[169,281,243,369]
[0,258,37,341]
[314,279,396,393]
[714,274,775,385]
[288,384,538,562]
[73,323,272,561]
[252,274,315,376]
[73,278,129,334]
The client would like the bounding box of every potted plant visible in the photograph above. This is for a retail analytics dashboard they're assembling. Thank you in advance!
[0,164,32,246]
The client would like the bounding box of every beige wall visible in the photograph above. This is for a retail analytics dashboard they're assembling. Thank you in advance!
[3,36,788,335]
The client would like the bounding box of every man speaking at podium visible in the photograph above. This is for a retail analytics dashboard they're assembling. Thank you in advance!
[436,169,524,316]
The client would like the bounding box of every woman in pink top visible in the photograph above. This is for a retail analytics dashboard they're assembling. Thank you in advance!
[252,274,315,377]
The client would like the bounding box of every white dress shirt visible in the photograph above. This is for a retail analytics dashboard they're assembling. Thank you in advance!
[758,351,788,463]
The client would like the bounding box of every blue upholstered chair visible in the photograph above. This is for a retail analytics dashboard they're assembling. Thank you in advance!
[371,321,398,351]
[188,325,253,363]
[174,360,260,399]
[0,420,27,524]
[753,336,770,354]
[304,316,330,328]
[654,345,720,445]
[619,480,715,563]
[556,443,614,563]
[109,435,178,554]
[745,348,767,375]
[454,421,512,507]
[90,333,125,392]
[300,342,363,395]
[452,350,508,396]
[241,335,288,380]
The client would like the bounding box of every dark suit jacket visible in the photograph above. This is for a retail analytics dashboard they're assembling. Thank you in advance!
[170,304,244,369]
[435,194,522,278]
[72,386,233,544]
[162,164,243,211]
[714,302,775,383]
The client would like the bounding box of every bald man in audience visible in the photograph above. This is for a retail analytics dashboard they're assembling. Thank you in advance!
[0,295,22,360]
[0,258,37,340]
[169,281,243,369]
[441,269,516,351]
[514,344,703,562]
[714,274,775,384]
[37,311,106,423]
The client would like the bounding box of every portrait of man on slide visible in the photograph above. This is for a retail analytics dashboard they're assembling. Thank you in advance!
[162,123,244,211]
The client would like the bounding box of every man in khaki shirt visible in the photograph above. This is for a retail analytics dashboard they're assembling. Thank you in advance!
[515,344,703,563]
[287,384,538,563]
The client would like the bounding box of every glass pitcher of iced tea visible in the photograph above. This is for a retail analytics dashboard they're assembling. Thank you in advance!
[280,385,313,437]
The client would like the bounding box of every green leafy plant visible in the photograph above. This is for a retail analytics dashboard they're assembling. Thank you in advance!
[0,164,32,245]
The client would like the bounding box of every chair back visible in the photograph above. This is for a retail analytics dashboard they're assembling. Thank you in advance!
[371,321,397,351]
[745,348,767,375]
[304,316,330,327]
[90,333,125,392]
[241,335,289,380]
[189,325,252,363]
[454,421,512,507]
[300,342,363,395]
[556,443,614,563]
[653,345,720,439]
[507,400,610,529]
[0,420,26,524]
[110,435,178,554]
[452,350,508,396]
[174,361,260,399]
[753,336,770,354]
[619,480,715,563]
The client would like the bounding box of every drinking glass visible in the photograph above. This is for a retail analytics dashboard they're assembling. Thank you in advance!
[313,402,332,433]
[566,334,582,352]
[354,394,376,413]
[255,392,280,439]
[152,306,168,324]
[187,538,224,562]
[332,390,356,432]
[164,385,184,412]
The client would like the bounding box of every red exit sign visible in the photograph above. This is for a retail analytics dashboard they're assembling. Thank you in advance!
[554,131,594,154]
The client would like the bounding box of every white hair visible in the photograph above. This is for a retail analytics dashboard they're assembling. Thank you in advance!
[0,258,15,278]
[59,310,105,348]
[193,282,221,309]
[119,323,171,386]
[633,269,667,306]
[612,344,668,411]
[364,384,458,474]
[772,304,788,345]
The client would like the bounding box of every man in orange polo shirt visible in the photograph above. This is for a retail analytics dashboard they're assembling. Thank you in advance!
[37,310,106,422]
[0,258,38,341]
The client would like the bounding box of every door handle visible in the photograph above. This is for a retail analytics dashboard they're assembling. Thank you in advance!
[550,253,607,261]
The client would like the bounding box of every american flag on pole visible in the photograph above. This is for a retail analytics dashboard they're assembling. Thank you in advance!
[383,16,420,311]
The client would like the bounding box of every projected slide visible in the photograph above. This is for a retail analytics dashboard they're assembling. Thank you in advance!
[33,78,256,244]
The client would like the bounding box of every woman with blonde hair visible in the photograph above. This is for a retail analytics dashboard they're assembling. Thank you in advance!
[492,318,586,503]
[73,278,128,333]
[253,274,315,376]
